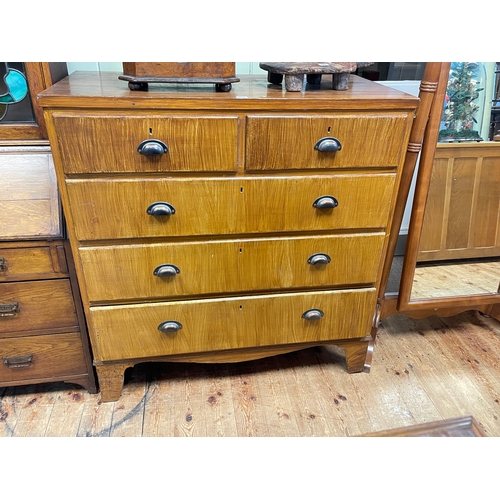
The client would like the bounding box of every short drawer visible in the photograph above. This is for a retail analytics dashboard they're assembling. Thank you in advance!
[51,113,239,174]
[0,243,67,282]
[0,280,78,336]
[88,288,377,362]
[79,233,386,303]
[245,114,412,171]
[66,173,396,241]
[0,333,87,383]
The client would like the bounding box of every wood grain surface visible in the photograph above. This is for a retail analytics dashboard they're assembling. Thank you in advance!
[1,310,500,436]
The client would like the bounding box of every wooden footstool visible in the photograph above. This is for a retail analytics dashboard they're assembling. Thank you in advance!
[259,62,373,91]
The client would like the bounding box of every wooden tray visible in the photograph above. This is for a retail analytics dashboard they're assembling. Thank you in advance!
[119,62,240,92]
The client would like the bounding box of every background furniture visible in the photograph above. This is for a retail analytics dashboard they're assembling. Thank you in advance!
[379,62,500,321]
[39,71,418,402]
[0,63,96,393]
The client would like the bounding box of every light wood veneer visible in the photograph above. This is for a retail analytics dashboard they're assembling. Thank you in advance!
[39,72,418,402]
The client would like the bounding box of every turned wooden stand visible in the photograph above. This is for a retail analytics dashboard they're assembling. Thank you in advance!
[259,62,373,91]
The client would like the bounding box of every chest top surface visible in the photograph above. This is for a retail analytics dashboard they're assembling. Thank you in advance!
[37,72,419,112]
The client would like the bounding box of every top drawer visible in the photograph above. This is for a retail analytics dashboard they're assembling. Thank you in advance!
[245,114,412,171]
[51,114,239,174]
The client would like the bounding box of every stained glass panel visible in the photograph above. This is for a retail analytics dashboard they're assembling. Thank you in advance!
[0,62,36,123]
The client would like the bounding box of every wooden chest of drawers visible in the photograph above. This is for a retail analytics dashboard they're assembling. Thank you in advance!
[39,72,418,402]
[0,145,96,393]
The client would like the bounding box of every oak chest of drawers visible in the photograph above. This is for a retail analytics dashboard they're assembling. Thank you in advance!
[0,145,96,393]
[39,72,418,402]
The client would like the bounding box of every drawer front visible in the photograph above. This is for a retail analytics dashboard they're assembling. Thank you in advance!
[52,114,239,174]
[66,174,396,241]
[0,280,78,336]
[0,333,86,383]
[88,288,377,361]
[79,233,386,303]
[0,151,62,239]
[0,244,66,282]
[245,114,411,171]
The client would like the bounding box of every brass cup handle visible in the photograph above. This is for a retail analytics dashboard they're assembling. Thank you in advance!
[146,202,176,216]
[153,264,180,277]
[158,321,183,334]
[302,309,324,321]
[0,302,19,317]
[3,354,33,369]
[307,253,331,266]
[313,196,338,210]
[137,139,169,156]
[314,137,342,152]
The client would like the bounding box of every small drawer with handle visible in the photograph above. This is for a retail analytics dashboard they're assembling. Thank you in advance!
[0,280,78,337]
[51,113,239,174]
[245,113,413,171]
[0,333,87,384]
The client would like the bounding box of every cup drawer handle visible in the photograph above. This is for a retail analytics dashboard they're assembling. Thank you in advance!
[302,309,324,321]
[153,264,180,277]
[146,202,176,216]
[158,321,183,334]
[3,354,33,369]
[313,196,338,210]
[0,302,19,317]
[137,139,169,156]
[314,137,342,152]
[307,253,331,266]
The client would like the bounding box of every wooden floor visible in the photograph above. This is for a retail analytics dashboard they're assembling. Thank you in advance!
[2,309,500,437]
[412,258,500,299]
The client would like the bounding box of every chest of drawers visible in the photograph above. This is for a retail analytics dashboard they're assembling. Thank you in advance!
[39,72,418,402]
[0,145,96,393]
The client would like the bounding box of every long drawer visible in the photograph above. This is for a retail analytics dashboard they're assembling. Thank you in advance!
[245,114,411,171]
[88,288,377,361]
[51,114,239,174]
[66,174,396,241]
[0,280,78,336]
[0,333,87,383]
[79,233,386,302]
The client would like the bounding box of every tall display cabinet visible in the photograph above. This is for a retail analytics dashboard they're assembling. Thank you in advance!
[0,62,96,393]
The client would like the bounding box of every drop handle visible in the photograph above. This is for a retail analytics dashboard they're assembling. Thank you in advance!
[302,309,324,321]
[314,137,342,152]
[137,139,169,156]
[0,302,19,317]
[313,196,338,210]
[146,202,176,216]
[153,264,180,277]
[308,253,331,266]
[158,321,183,334]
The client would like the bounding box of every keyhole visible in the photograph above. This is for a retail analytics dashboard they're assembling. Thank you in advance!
[239,305,243,310]
[239,248,243,253]
[327,126,331,133]
[149,127,153,135]
[240,187,244,193]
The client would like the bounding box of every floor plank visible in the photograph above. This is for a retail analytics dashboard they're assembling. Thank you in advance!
[2,310,500,437]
